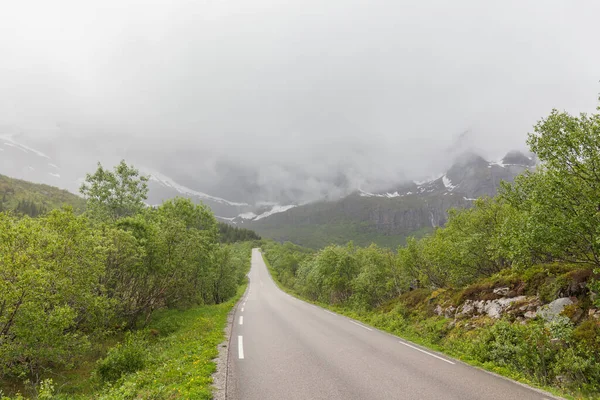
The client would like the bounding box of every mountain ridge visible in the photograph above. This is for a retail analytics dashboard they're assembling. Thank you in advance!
[239,150,534,248]
[0,132,533,248]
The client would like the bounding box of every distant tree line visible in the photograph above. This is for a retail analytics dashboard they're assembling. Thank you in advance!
[218,222,261,243]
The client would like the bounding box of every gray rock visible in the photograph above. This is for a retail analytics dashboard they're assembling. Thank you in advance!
[524,310,537,319]
[483,296,527,319]
[458,301,475,317]
[538,298,574,322]
[493,287,510,296]
[474,300,486,314]
[434,305,443,316]
[444,306,457,318]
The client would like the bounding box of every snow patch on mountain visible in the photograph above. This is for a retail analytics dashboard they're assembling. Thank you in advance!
[238,212,258,220]
[254,204,296,221]
[0,135,50,159]
[145,170,249,206]
[442,175,456,191]
[230,204,298,223]
[359,189,403,198]
[3,142,27,153]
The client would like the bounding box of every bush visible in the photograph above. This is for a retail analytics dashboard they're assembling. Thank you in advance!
[95,332,148,383]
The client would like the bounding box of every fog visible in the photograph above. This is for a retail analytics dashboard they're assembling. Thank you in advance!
[1,0,599,202]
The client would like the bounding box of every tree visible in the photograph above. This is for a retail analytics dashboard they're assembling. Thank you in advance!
[0,210,110,378]
[80,160,149,220]
[501,103,600,267]
[351,245,399,309]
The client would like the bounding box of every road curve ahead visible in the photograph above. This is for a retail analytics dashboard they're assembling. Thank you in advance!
[227,248,559,400]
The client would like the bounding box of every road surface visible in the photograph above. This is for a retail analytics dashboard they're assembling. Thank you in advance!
[227,248,559,400]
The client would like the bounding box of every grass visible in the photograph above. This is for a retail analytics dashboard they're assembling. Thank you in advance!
[91,285,245,400]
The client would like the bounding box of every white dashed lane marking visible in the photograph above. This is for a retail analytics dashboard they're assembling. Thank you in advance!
[238,336,244,359]
[398,341,455,365]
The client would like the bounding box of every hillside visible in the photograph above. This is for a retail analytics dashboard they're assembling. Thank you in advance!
[245,151,534,248]
[0,173,85,215]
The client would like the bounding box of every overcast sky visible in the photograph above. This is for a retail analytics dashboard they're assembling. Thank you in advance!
[1,0,599,200]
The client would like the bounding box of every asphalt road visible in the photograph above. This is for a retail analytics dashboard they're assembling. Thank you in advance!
[227,248,560,400]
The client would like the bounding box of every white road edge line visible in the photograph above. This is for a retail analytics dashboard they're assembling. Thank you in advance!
[349,320,373,331]
[239,316,244,325]
[238,336,244,359]
[323,309,337,316]
[398,340,455,365]
[241,307,244,312]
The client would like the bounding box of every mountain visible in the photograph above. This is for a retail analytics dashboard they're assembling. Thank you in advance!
[0,134,71,190]
[0,132,535,248]
[0,134,259,217]
[0,174,85,215]
[241,151,535,248]
[144,170,254,218]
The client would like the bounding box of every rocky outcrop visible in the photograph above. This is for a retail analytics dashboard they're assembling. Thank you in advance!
[435,292,584,324]
[457,296,527,319]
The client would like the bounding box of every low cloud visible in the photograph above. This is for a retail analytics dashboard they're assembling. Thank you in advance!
[1,0,599,202]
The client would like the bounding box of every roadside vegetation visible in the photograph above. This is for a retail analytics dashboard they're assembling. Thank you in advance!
[0,161,255,399]
[263,101,600,398]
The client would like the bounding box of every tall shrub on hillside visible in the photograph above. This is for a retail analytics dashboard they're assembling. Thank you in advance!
[502,103,600,267]
[80,160,149,221]
[0,210,110,377]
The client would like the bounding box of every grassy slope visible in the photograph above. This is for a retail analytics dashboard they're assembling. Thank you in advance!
[0,174,85,212]
[263,252,587,400]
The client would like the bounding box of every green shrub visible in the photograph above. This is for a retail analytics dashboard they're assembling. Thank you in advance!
[95,332,148,383]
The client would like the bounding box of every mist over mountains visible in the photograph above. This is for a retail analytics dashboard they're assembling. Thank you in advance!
[1,126,528,208]
[2,0,599,208]
[1,127,533,249]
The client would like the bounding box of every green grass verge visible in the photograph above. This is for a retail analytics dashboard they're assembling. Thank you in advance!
[0,284,246,400]
[92,284,245,400]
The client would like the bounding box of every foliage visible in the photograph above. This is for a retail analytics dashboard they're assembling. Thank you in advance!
[218,222,261,243]
[80,160,149,221]
[0,209,110,379]
[501,105,600,267]
[95,332,148,383]
[0,161,253,398]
